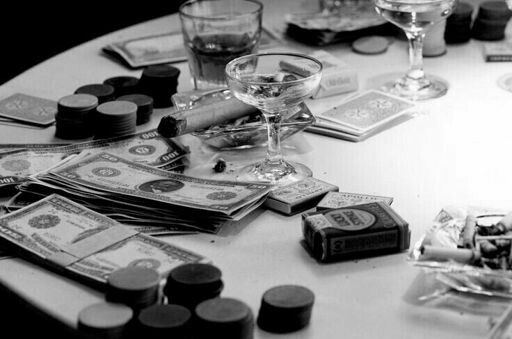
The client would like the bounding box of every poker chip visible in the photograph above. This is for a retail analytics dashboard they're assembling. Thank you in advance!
[257,285,314,333]
[478,1,512,21]
[164,263,223,309]
[55,94,98,139]
[445,2,474,44]
[195,297,254,339]
[95,101,138,139]
[136,304,192,339]
[106,266,160,310]
[78,302,133,339]
[75,83,115,104]
[352,36,389,55]
[116,94,154,125]
[138,65,180,108]
[472,17,509,41]
[104,76,139,98]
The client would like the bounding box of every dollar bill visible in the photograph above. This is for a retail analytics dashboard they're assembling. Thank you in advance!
[0,129,189,188]
[47,152,272,217]
[0,194,206,285]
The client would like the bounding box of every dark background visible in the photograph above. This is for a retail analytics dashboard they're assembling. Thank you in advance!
[0,2,186,85]
[0,2,186,338]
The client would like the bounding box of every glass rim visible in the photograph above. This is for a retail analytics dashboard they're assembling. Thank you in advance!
[179,0,263,21]
[225,52,323,86]
[375,0,455,4]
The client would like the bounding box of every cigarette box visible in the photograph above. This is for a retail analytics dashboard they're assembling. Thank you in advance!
[316,191,393,211]
[302,202,410,262]
[309,50,358,99]
[264,177,338,215]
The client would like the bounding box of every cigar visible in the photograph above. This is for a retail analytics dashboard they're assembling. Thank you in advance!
[420,245,480,264]
[461,214,476,249]
[158,97,258,137]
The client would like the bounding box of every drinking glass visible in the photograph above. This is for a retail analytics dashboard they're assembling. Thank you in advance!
[225,53,322,186]
[374,0,457,100]
[179,0,263,90]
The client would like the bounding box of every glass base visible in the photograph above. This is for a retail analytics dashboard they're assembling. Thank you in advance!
[235,159,312,187]
[381,75,448,101]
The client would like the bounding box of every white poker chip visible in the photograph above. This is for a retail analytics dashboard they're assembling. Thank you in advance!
[352,36,390,55]
[497,73,512,93]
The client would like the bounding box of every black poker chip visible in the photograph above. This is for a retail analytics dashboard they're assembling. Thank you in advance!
[104,76,139,98]
[138,65,180,108]
[78,302,133,338]
[477,1,512,21]
[164,263,223,309]
[94,100,138,139]
[257,285,314,334]
[75,83,115,103]
[136,304,192,339]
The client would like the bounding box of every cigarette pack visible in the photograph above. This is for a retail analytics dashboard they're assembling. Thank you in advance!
[302,202,410,262]
[316,191,393,211]
[264,177,338,215]
[309,50,358,99]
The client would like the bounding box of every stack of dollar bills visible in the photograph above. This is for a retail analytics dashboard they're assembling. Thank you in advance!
[0,194,206,288]
[0,129,189,190]
[17,151,272,234]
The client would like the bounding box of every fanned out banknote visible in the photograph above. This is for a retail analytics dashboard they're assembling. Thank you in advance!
[0,194,207,286]
[0,129,189,189]
[19,151,272,233]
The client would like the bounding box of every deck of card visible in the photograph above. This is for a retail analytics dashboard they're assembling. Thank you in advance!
[306,90,415,142]
[0,93,57,128]
[264,177,339,215]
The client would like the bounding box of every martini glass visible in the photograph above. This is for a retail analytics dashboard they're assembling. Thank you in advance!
[225,53,322,186]
[375,0,456,100]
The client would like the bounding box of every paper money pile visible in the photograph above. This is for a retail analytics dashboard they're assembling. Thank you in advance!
[0,194,206,287]
[17,151,272,234]
[0,129,189,189]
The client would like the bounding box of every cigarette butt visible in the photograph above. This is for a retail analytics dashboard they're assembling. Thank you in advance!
[420,245,480,263]
[498,212,512,232]
[157,97,258,137]
[462,214,476,249]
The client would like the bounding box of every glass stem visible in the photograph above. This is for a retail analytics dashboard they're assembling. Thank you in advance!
[405,31,428,89]
[262,112,283,165]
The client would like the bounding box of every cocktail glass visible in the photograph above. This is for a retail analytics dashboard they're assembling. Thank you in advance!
[225,53,322,186]
[374,0,457,100]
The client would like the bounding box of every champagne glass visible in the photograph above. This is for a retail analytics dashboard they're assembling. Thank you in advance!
[375,0,457,100]
[225,53,322,186]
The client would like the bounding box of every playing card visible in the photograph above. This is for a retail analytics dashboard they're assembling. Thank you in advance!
[0,93,57,126]
[318,90,414,133]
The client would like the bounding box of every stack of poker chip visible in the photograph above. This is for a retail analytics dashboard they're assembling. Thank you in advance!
[256,285,315,334]
[75,83,115,104]
[106,267,161,312]
[77,302,133,339]
[55,94,98,139]
[164,263,224,310]
[104,76,140,98]
[135,304,192,339]
[445,2,474,44]
[94,100,138,139]
[472,1,512,41]
[117,94,154,125]
[138,65,180,108]
[195,298,254,339]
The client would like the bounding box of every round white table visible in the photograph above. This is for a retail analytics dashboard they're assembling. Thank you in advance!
[1,0,512,338]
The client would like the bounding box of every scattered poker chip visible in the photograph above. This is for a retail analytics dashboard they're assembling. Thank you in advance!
[352,36,389,55]
[497,73,512,93]
[117,94,154,125]
[257,285,314,333]
[104,76,140,98]
[78,302,133,338]
[478,1,512,21]
[138,65,180,108]
[195,297,254,339]
[106,266,160,310]
[75,83,115,104]
[55,94,98,139]
[164,263,223,308]
[136,304,192,338]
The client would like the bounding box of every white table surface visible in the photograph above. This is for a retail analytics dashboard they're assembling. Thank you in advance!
[1,0,512,338]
